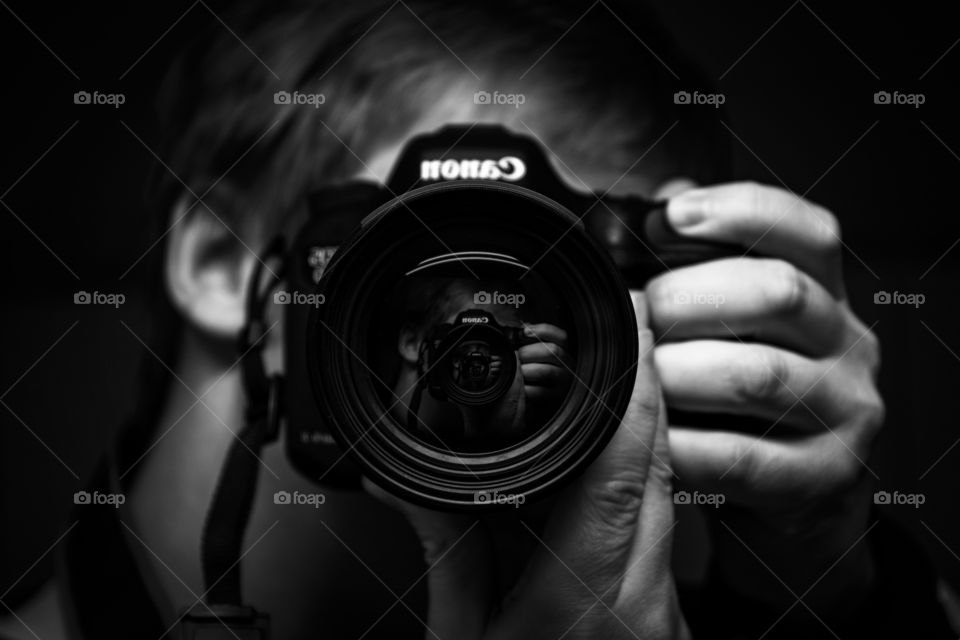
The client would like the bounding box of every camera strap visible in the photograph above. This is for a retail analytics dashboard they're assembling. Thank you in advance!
[407,340,432,431]
[179,237,286,639]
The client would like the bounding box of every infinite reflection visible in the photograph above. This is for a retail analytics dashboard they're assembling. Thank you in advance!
[371,277,574,452]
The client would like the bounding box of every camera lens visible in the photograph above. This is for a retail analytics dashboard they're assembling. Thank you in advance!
[428,310,518,410]
[463,352,488,382]
[306,182,638,510]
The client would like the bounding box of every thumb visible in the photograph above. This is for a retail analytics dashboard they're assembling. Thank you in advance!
[362,477,494,639]
[496,293,668,636]
[548,301,665,597]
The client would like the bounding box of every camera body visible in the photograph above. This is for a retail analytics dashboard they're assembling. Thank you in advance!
[280,124,736,505]
[422,309,527,408]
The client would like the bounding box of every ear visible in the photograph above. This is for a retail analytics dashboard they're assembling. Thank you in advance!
[652,177,699,200]
[164,196,258,339]
[397,325,422,366]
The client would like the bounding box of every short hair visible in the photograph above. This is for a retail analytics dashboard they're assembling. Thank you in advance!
[156,0,730,244]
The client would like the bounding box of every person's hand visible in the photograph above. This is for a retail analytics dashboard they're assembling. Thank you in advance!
[518,323,573,404]
[646,181,883,608]
[365,300,689,639]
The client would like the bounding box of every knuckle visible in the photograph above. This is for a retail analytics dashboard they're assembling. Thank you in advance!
[762,259,807,317]
[644,275,672,312]
[867,393,886,433]
[585,478,646,530]
[860,327,882,377]
[419,530,466,565]
[727,437,762,491]
[854,389,886,443]
[732,348,787,405]
[808,433,876,500]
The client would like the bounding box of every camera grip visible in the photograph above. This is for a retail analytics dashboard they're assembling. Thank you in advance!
[582,196,743,287]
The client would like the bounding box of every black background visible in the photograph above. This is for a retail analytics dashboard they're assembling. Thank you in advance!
[1,0,958,607]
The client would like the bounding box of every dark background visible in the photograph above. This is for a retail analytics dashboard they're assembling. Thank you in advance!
[1,0,958,607]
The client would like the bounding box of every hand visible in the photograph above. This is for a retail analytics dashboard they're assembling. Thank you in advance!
[518,322,573,404]
[646,181,884,607]
[365,299,689,639]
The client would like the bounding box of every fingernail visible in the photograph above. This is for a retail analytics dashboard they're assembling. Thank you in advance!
[523,325,534,337]
[667,190,706,229]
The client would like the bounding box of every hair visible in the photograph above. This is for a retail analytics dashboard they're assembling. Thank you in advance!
[154,0,731,245]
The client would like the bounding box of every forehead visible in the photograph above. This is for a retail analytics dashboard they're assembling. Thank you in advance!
[351,81,657,197]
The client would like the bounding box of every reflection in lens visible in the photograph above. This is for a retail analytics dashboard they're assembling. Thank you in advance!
[308,183,639,509]
[370,273,574,453]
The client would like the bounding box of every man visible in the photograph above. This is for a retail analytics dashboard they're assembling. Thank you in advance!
[2,0,952,638]
[390,277,572,443]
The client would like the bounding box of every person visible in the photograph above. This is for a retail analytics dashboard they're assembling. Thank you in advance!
[389,277,572,444]
[1,1,955,638]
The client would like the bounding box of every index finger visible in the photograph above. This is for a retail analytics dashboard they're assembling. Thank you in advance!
[667,182,845,298]
[521,322,568,345]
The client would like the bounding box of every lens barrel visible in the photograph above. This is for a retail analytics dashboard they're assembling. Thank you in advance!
[306,181,638,510]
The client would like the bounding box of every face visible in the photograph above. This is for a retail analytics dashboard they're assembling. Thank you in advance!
[343,85,688,437]
[166,80,691,367]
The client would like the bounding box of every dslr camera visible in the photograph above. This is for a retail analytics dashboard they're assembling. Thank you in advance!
[267,124,734,510]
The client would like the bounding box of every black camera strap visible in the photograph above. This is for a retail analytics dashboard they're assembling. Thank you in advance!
[179,237,286,639]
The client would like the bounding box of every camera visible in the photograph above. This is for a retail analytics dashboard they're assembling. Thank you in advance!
[273,124,736,509]
[422,309,524,406]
